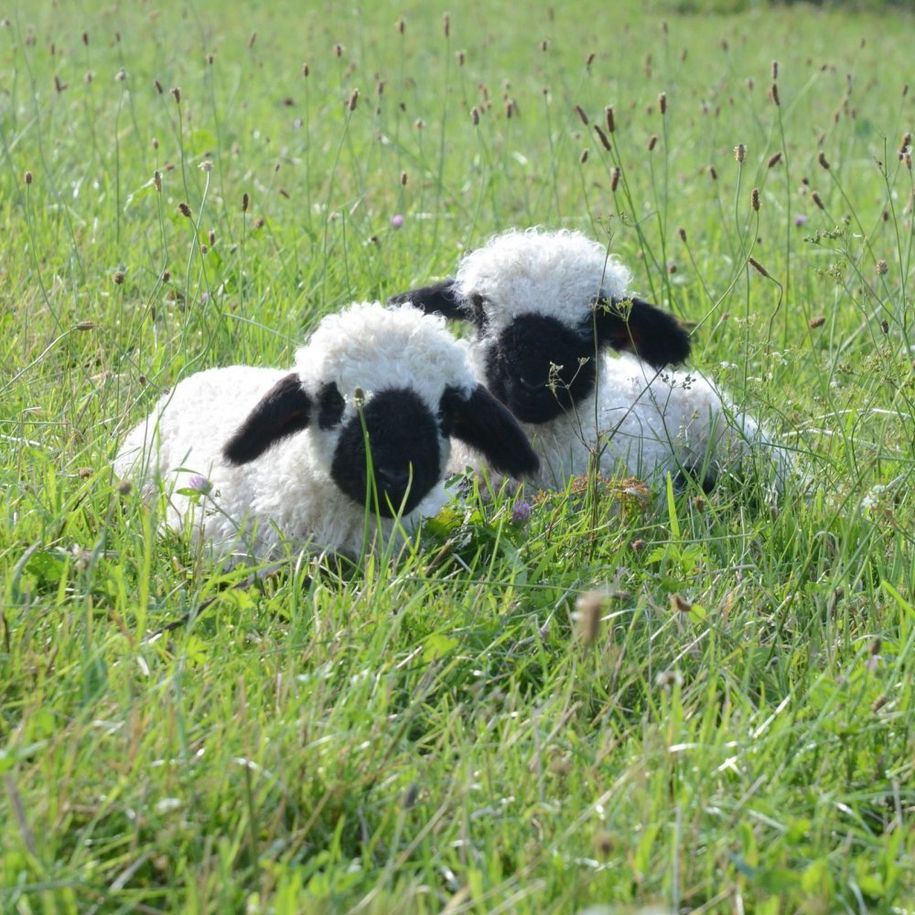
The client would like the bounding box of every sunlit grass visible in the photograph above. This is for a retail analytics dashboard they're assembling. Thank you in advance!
[1,1,914,911]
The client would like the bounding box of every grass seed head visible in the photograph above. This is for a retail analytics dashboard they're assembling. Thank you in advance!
[752,187,760,211]
[748,256,770,278]
[575,591,605,646]
[442,13,450,37]
[153,170,162,192]
[647,134,658,152]
[809,315,825,328]
[771,59,779,80]
[171,86,180,104]
[734,143,746,163]
[818,151,830,170]
[400,170,408,186]
[708,164,718,180]
[242,192,249,212]
[658,91,667,115]
[811,190,825,210]
[767,151,782,168]
[678,226,687,242]
[178,201,192,218]
[574,104,589,126]
[876,258,888,275]
[594,125,611,150]
[471,106,480,126]
[579,148,588,164]
[347,88,359,111]
[769,82,780,106]
[585,51,596,68]
[610,167,621,191]
[605,105,615,133]
[24,170,32,185]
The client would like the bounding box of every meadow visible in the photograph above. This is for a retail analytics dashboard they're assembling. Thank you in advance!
[1,0,914,911]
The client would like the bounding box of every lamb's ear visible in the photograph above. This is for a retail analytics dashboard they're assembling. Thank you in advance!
[441,384,539,478]
[592,295,692,368]
[387,279,468,322]
[223,373,312,465]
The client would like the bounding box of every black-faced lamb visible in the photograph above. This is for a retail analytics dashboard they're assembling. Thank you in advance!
[390,228,790,492]
[114,301,539,558]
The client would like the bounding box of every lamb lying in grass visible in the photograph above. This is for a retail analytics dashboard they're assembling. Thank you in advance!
[114,301,539,559]
[391,228,791,493]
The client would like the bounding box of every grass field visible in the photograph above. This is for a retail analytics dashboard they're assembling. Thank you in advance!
[2,1,914,911]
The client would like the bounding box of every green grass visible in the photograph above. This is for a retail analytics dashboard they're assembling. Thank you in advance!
[2,1,914,911]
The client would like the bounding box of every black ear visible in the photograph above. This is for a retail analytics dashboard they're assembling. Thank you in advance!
[593,295,691,368]
[441,384,539,478]
[223,373,312,465]
[387,279,468,322]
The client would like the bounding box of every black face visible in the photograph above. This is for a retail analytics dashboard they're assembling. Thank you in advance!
[329,388,442,517]
[483,314,598,424]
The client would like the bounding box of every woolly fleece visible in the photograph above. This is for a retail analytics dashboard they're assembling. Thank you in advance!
[448,228,790,489]
[115,302,479,559]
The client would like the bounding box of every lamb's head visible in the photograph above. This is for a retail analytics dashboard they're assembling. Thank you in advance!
[222,302,539,516]
[390,228,691,424]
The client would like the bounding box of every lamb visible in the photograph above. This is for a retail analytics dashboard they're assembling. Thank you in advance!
[390,228,790,492]
[114,301,539,559]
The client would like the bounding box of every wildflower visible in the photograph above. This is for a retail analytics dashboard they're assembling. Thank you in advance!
[390,214,404,229]
[511,500,532,524]
[198,159,213,172]
[876,259,888,275]
[794,214,808,227]
[656,668,683,689]
[187,474,212,495]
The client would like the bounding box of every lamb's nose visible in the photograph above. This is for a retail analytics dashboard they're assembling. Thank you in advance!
[376,467,410,492]
[517,376,544,393]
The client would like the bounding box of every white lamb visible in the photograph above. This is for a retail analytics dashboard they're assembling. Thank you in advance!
[390,228,791,492]
[114,301,539,559]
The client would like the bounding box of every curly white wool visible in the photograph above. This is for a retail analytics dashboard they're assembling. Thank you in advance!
[449,228,791,490]
[114,303,479,560]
